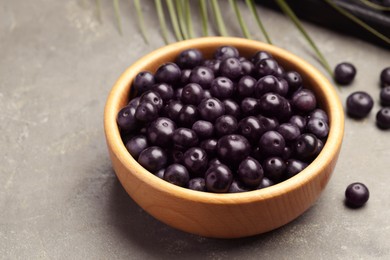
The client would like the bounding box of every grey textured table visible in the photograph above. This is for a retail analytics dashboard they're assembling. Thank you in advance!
[1,1,389,259]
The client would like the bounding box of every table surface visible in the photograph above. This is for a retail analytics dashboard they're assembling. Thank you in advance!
[1,1,389,259]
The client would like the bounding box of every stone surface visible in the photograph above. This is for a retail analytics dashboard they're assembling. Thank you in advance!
[0,0,389,259]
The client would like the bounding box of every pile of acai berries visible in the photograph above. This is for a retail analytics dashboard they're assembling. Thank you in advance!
[117,46,330,193]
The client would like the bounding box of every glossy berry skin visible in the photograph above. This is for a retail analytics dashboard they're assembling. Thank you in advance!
[309,108,329,123]
[200,139,218,157]
[202,59,221,75]
[307,118,329,139]
[163,164,190,187]
[254,75,282,97]
[376,108,390,129]
[125,135,148,160]
[164,100,183,121]
[217,135,251,165]
[117,105,138,132]
[198,98,225,122]
[210,77,234,100]
[192,120,214,139]
[277,123,301,142]
[135,102,158,122]
[188,177,206,191]
[229,180,249,193]
[205,164,233,193]
[181,83,205,105]
[176,48,204,69]
[289,115,307,132]
[237,75,256,98]
[258,93,284,117]
[285,159,308,178]
[284,71,302,92]
[138,146,167,172]
[237,157,264,187]
[240,59,254,76]
[134,71,155,94]
[152,83,174,102]
[183,147,208,176]
[175,88,183,100]
[208,158,223,168]
[380,67,390,88]
[155,62,181,85]
[263,157,286,182]
[380,86,390,106]
[291,89,317,113]
[241,97,260,116]
[255,58,279,77]
[345,182,369,208]
[172,128,199,150]
[257,177,274,189]
[189,66,215,89]
[251,51,273,65]
[140,91,163,111]
[346,91,374,119]
[214,115,238,137]
[180,69,192,85]
[258,131,286,156]
[294,133,319,160]
[257,115,279,132]
[219,57,242,80]
[147,117,176,147]
[238,116,263,142]
[178,105,199,126]
[155,168,165,179]
[223,99,241,119]
[214,46,239,60]
[334,62,356,85]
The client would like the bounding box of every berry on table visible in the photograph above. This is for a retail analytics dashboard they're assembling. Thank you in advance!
[334,62,356,85]
[346,91,374,119]
[345,182,369,208]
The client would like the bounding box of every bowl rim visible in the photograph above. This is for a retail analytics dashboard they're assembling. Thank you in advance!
[104,37,344,205]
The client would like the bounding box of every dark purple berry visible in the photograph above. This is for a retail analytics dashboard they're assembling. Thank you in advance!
[147,117,176,146]
[202,59,221,75]
[237,75,256,98]
[200,138,218,157]
[152,83,174,102]
[309,108,329,123]
[164,100,183,121]
[134,71,155,94]
[258,93,284,116]
[281,145,292,160]
[172,128,199,150]
[257,115,279,132]
[285,159,308,178]
[117,105,138,132]
[208,157,223,168]
[178,105,199,126]
[219,57,242,80]
[127,97,140,108]
[241,97,260,116]
[240,59,254,76]
[277,123,301,142]
[291,89,317,113]
[229,180,249,193]
[258,131,286,156]
[155,168,165,179]
[294,133,319,160]
[380,67,390,88]
[192,120,214,139]
[175,88,183,100]
[254,75,281,97]
[205,164,233,193]
[214,115,238,136]
[183,147,208,176]
[210,77,234,100]
[155,62,181,85]
[198,98,225,122]
[238,116,264,142]
[257,177,274,189]
[251,51,273,65]
[334,62,356,85]
[376,107,390,129]
[307,118,329,139]
[263,157,286,182]
[188,177,206,191]
[138,146,167,172]
[289,115,307,132]
[284,71,302,93]
[237,157,264,187]
[255,58,279,77]
[181,83,205,105]
[214,46,239,60]
[223,99,241,119]
[345,182,369,208]
[140,91,163,111]
[346,91,374,119]
[135,101,158,122]
[180,69,192,86]
[125,135,148,160]
[380,86,390,106]
[176,48,204,69]
[189,66,215,89]
[217,135,251,165]
[163,164,190,187]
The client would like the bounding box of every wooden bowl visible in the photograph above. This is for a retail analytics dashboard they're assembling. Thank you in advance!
[104,37,344,238]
